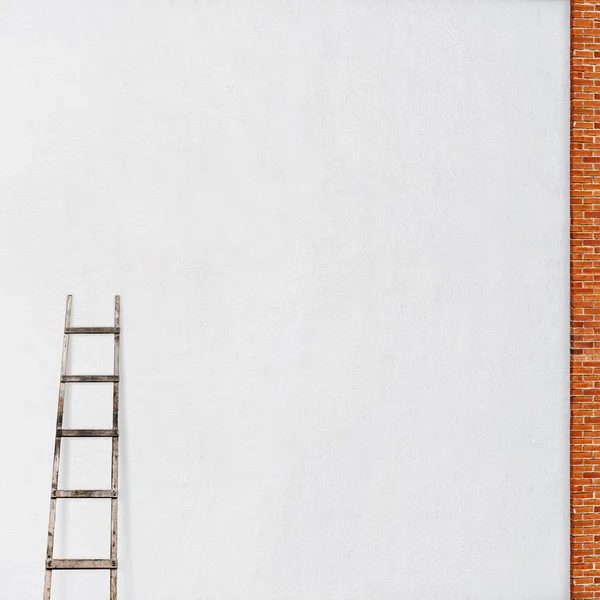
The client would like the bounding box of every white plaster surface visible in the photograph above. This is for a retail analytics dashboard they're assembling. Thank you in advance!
[0,1,569,598]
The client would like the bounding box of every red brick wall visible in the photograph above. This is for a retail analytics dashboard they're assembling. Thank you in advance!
[572,1,600,598]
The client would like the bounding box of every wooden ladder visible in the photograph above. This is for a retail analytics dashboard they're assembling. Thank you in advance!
[43,295,121,600]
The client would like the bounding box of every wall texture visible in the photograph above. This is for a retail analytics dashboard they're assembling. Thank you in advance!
[0,1,568,599]
[571,1,600,598]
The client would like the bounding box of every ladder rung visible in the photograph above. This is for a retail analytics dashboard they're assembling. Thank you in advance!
[52,490,117,498]
[47,559,117,570]
[58,429,118,437]
[65,327,120,334]
[61,375,119,383]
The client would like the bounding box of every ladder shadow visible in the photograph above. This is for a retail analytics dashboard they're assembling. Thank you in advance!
[118,336,134,597]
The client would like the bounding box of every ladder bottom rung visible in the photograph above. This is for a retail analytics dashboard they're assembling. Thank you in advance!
[52,490,117,498]
[58,429,118,437]
[47,559,117,570]
[65,327,120,334]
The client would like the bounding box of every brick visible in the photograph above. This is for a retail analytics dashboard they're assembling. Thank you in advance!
[572,4,600,597]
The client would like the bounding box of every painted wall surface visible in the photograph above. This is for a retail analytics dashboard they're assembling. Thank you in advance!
[0,1,569,599]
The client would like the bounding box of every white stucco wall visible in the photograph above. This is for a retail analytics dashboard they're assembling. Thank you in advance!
[0,1,569,598]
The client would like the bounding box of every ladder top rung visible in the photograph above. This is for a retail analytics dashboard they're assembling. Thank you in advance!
[47,559,117,570]
[52,489,117,498]
[58,429,118,437]
[65,327,120,334]
[61,375,119,383]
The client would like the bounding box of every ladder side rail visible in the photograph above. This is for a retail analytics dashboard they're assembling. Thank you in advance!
[44,295,72,600]
[110,295,120,600]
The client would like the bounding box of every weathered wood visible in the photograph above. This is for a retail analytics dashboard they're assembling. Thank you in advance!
[44,295,72,600]
[110,295,120,600]
[44,295,122,600]
[65,327,120,334]
[52,490,117,499]
[61,375,119,383]
[58,429,118,437]
[47,559,117,570]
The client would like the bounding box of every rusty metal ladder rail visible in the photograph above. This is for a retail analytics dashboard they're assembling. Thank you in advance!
[43,295,121,600]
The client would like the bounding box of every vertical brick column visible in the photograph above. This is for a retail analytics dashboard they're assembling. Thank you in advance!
[572,2,600,598]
